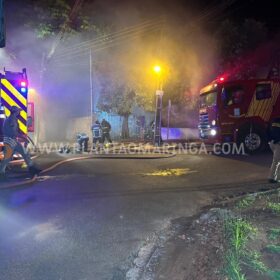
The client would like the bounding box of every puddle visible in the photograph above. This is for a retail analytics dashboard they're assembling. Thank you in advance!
[142,168,197,176]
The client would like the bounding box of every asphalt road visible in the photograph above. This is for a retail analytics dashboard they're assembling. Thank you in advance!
[0,152,273,280]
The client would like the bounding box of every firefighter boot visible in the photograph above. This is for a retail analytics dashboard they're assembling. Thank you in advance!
[29,166,42,176]
[0,172,8,180]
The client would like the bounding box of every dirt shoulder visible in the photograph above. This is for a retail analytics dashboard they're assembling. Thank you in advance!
[136,188,280,280]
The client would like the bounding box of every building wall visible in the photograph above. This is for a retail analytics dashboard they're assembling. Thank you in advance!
[66,112,154,141]
[66,115,199,142]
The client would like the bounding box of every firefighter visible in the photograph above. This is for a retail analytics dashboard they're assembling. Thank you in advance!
[101,119,112,144]
[0,103,5,142]
[268,117,280,183]
[92,120,102,149]
[76,132,89,153]
[0,106,41,178]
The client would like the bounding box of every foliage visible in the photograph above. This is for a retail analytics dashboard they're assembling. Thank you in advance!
[19,0,95,39]
[268,270,280,280]
[215,18,268,77]
[267,202,280,214]
[225,218,256,252]
[268,228,280,241]
[243,251,268,274]
[224,252,246,280]
[223,218,260,280]
[236,196,256,209]
[97,79,137,138]
[265,244,280,254]
[97,81,136,116]
[96,19,204,118]
[223,216,280,280]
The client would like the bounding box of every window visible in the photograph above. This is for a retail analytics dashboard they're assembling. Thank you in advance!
[222,86,244,106]
[200,91,217,107]
[256,83,272,100]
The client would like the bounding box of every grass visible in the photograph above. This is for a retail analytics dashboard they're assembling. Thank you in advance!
[268,270,280,280]
[265,244,280,254]
[223,193,280,280]
[268,228,280,241]
[224,218,259,280]
[243,251,268,274]
[224,252,246,280]
[223,218,280,280]
[225,218,256,252]
[267,202,280,214]
[236,196,256,209]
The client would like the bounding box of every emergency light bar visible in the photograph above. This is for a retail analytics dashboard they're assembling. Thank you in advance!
[19,80,28,93]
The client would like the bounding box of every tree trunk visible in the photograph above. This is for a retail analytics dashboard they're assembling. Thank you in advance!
[122,114,129,139]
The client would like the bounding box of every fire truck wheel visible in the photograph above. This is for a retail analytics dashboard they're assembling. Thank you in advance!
[238,128,266,154]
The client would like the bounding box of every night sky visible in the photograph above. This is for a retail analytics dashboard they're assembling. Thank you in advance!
[5,0,280,33]
[177,0,280,32]
[226,0,279,31]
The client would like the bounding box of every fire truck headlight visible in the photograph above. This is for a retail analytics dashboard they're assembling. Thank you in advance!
[211,120,216,126]
[210,129,217,136]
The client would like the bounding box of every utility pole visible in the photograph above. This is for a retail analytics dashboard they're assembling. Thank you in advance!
[89,49,94,126]
[167,99,171,141]
[36,52,47,142]
[154,89,163,146]
[153,65,163,146]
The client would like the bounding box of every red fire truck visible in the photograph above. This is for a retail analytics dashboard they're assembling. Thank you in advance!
[198,77,280,153]
[0,68,36,159]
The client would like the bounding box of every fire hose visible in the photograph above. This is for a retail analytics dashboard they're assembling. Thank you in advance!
[0,147,176,189]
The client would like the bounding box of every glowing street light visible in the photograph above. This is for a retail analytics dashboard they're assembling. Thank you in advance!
[153,65,161,73]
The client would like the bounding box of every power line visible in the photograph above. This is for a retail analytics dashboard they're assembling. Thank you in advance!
[51,25,161,63]
[52,20,164,60]
[51,0,238,63]
[51,22,163,61]
[53,17,165,56]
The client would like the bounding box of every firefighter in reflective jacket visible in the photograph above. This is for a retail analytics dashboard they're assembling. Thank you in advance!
[92,120,102,149]
[0,104,5,142]
[0,106,41,178]
[101,119,112,144]
[76,132,89,153]
[268,117,280,183]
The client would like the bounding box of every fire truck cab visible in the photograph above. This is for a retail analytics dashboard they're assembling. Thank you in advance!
[198,77,280,153]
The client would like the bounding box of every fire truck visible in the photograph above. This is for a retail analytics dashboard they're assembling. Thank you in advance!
[0,68,35,148]
[198,77,280,153]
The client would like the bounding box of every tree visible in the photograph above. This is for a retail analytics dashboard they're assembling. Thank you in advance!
[215,18,268,78]
[17,0,91,39]
[97,78,136,139]
[95,19,213,137]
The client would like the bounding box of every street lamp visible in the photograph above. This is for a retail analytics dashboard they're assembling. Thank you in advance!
[153,65,164,146]
[153,65,161,74]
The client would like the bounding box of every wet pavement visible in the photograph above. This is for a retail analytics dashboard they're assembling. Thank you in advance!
[0,151,274,279]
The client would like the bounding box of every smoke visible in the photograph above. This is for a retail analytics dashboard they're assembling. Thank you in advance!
[3,0,223,140]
